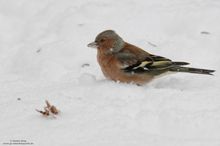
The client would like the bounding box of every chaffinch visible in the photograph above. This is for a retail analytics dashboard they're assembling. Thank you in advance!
[88,30,215,85]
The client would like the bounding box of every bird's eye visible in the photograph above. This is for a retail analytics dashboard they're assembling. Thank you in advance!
[100,39,105,42]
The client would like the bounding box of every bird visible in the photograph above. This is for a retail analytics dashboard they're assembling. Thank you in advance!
[87,30,215,85]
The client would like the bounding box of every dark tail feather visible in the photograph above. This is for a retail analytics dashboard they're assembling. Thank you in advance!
[172,62,190,66]
[170,66,215,75]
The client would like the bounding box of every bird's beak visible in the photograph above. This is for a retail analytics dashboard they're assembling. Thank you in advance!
[87,42,98,48]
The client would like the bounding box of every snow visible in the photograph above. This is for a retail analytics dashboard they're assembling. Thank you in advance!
[0,0,220,145]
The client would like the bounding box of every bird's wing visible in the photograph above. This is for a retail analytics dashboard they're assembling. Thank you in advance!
[116,52,174,73]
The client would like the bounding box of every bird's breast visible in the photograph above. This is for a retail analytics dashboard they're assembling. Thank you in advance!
[97,53,119,79]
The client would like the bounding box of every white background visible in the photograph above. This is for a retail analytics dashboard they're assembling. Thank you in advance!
[0,0,220,145]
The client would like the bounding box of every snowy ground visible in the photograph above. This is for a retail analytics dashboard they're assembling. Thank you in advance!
[0,0,220,145]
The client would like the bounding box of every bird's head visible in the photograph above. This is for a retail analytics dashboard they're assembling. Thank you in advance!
[88,30,125,53]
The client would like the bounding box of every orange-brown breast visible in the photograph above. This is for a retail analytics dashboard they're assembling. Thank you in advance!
[97,48,118,79]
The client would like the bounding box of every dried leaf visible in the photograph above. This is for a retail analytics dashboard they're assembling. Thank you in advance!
[50,105,59,115]
[45,100,51,108]
[36,109,49,116]
[36,100,59,117]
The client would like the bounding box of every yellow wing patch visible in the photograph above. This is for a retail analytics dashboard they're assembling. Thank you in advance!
[151,61,171,67]
[132,60,172,71]
[133,61,151,69]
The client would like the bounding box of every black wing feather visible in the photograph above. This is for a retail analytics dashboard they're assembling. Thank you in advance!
[123,55,174,73]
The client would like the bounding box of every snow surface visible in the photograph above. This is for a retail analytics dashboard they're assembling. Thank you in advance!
[0,0,220,145]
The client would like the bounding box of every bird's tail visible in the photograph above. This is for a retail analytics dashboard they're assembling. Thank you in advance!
[169,65,215,75]
[172,61,190,66]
